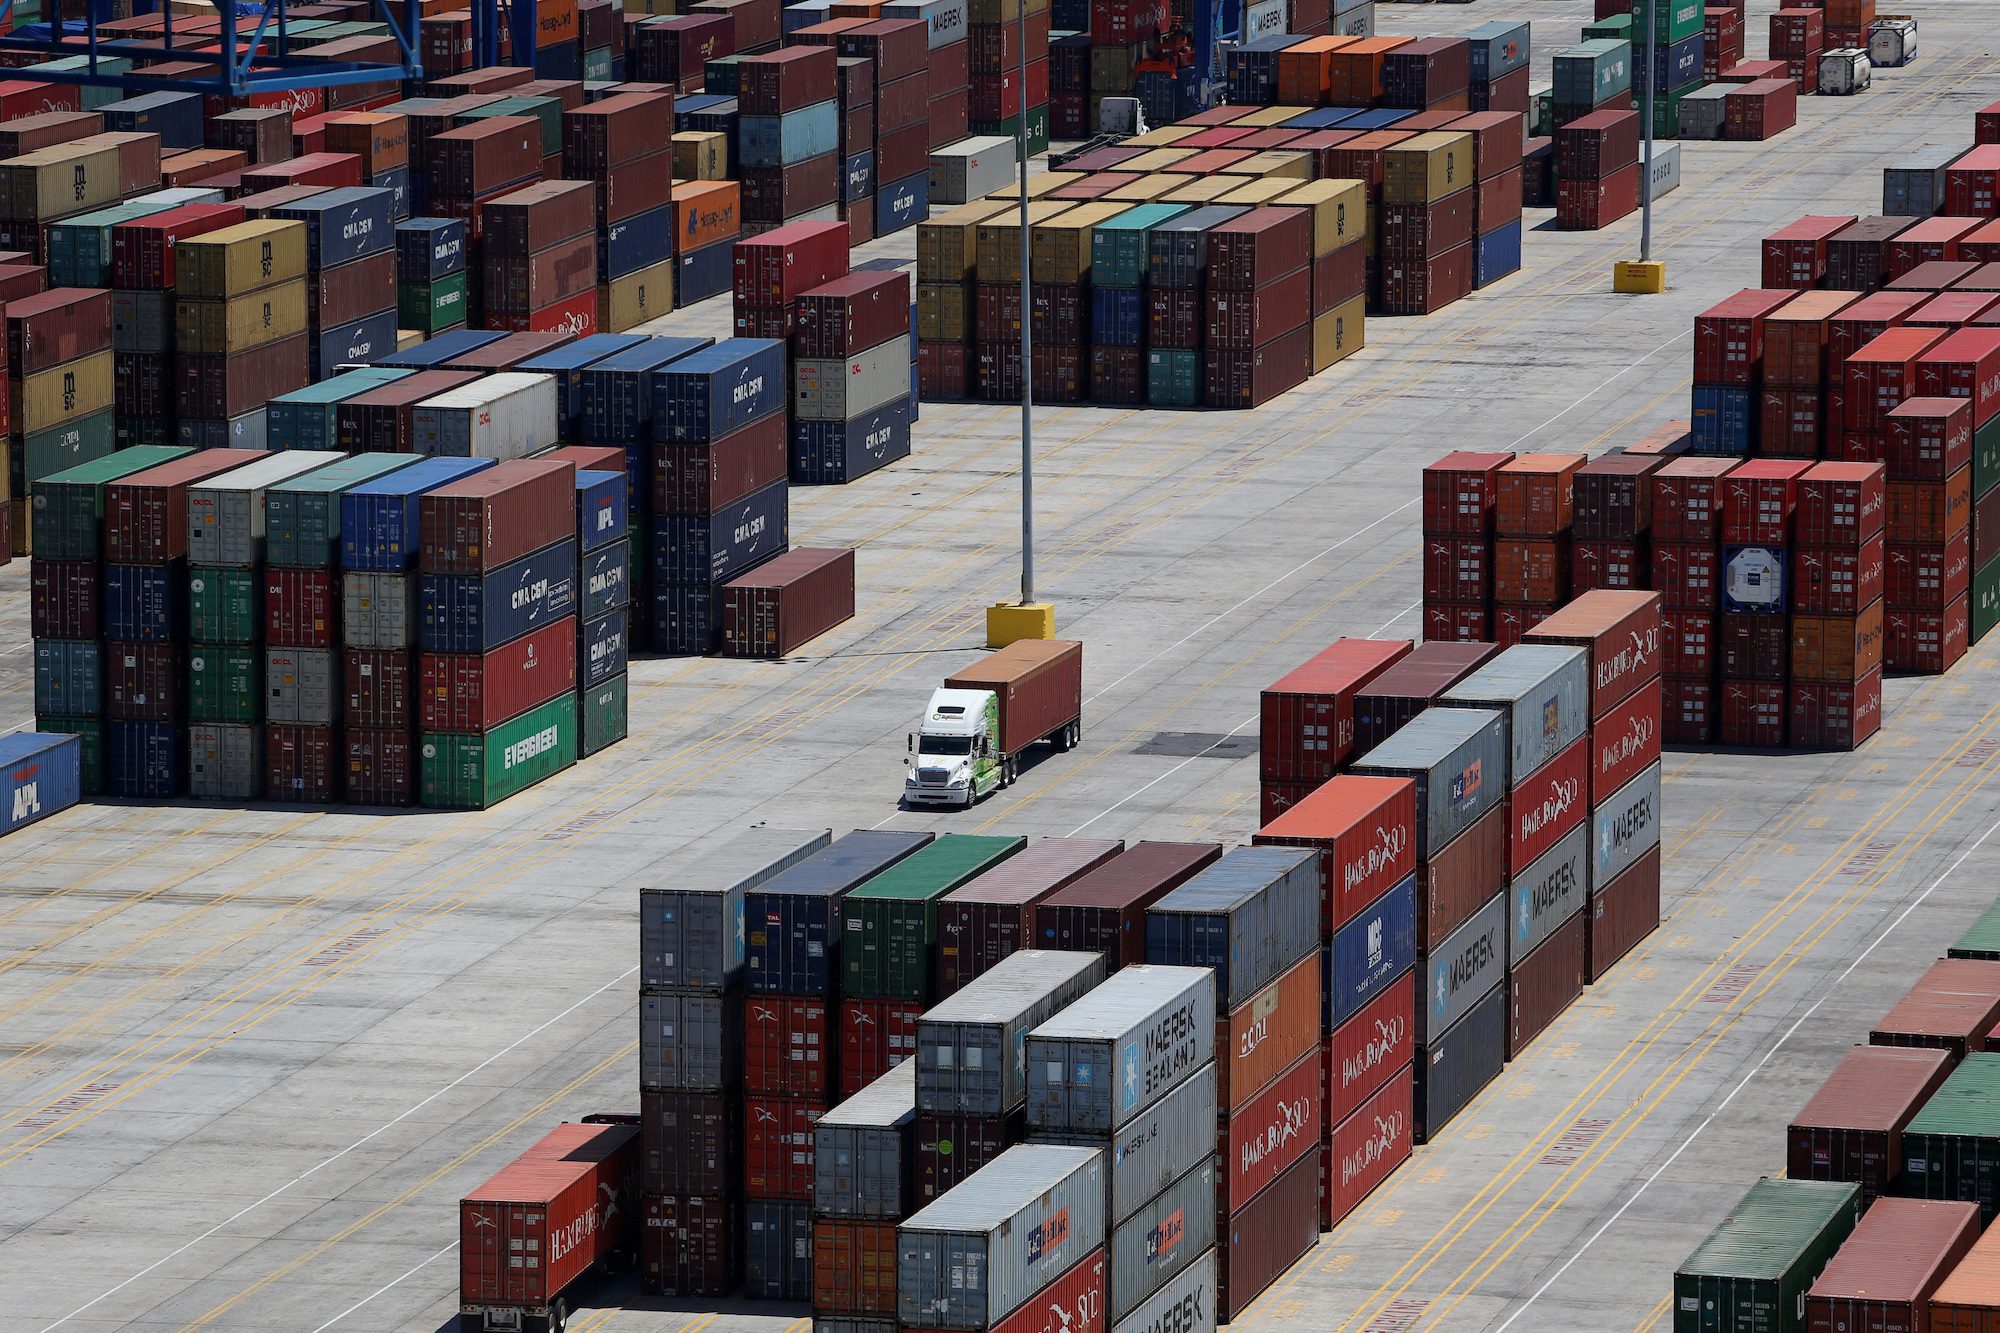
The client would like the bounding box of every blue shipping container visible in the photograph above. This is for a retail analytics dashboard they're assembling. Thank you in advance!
[739,100,840,168]
[419,540,579,653]
[1090,287,1146,347]
[102,565,184,642]
[1146,846,1321,1012]
[580,606,630,688]
[374,328,505,368]
[519,333,649,432]
[789,395,913,485]
[842,150,876,205]
[1340,108,1416,131]
[675,93,734,126]
[371,165,412,222]
[1475,220,1522,289]
[1325,874,1417,1031]
[577,470,629,553]
[34,640,101,716]
[684,100,738,139]
[581,539,630,618]
[652,339,787,444]
[650,479,789,584]
[580,336,714,444]
[1691,384,1754,454]
[314,310,399,375]
[649,578,732,654]
[0,733,83,837]
[603,203,676,281]
[875,172,929,235]
[107,720,180,799]
[1634,32,1703,91]
[676,239,734,307]
[272,187,397,267]
[1466,19,1531,81]
[743,829,936,995]
[396,217,469,280]
[104,90,204,148]
[1282,107,1362,129]
[341,456,496,572]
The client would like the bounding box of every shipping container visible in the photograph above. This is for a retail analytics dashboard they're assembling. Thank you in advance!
[936,838,1124,996]
[1260,638,1412,783]
[1252,773,1416,932]
[817,1057,918,1220]
[1035,843,1222,968]
[1217,1145,1321,1323]
[1926,1216,2000,1329]
[638,1088,735,1196]
[641,1191,738,1298]
[1350,704,1507,860]
[843,835,1025,1002]
[459,1122,638,1321]
[1673,1178,1863,1333]
[745,829,934,994]
[917,949,1106,1118]
[1109,1159,1217,1324]
[1034,1061,1216,1227]
[637,825,831,990]
[1437,644,1590,785]
[419,691,576,808]
[1789,1043,1954,1203]
[1025,963,1214,1136]
[1872,959,2000,1062]
[1146,847,1319,1014]
[0,734,82,835]
[638,988,739,1093]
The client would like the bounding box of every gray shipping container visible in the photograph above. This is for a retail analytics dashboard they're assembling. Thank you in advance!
[1026,965,1216,1135]
[1034,1061,1218,1224]
[1350,706,1508,860]
[1883,145,1962,217]
[1110,1248,1217,1333]
[1333,0,1372,37]
[1677,85,1732,141]
[186,450,344,568]
[794,334,913,421]
[411,372,560,458]
[815,1060,917,1219]
[1420,890,1506,1047]
[898,1143,1107,1331]
[265,649,337,726]
[881,0,968,49]
[744,1198,813,1301]
[1511,822,1586,962]
[1438,644,1589,786]
[1145,847,1319,1013]
[638,826,834,990]
[639,989,739,1091]
[188,723,261,800]
[342,571,419,649]
[1592,761,1661,891]
[929,136,1016,205]
[1109,1159,1218,1324]
[917,949,1109,1118]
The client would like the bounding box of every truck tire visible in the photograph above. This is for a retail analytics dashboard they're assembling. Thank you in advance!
[1056,720,1080,751]
[547,1298,569,1333]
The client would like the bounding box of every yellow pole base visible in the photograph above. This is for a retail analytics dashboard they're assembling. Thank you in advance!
[1614,260,1668,293]
[986,602,1056,647]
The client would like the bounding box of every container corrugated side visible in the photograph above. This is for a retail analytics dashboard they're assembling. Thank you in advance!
[1025,965,1216,1135]
[638,988,740,1092]
[1787,1044,1952,1203]
[1419,890,1506,1047]
[915,950,1108,1118]
[186,450,345,568]
[843,835,1027,1002]
[1511,823,1587,962]
[1144,846,1320,1013]
[1109,1249,1216,1333]
[815,1060,917,1220]
[1436,643,1591,784]
[1350,705,1509,859]
[1033,1062,1218,1227]
[745,829,935,995]
[1108,1158,1218,1324]
[637,826,833,990]
[1805,1197,1978,1329]
[1672,1179,1863,1333]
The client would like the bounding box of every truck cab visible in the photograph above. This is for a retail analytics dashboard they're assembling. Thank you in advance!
[906,688,1004,806]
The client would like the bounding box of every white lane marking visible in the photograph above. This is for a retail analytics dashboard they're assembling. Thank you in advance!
[311,1241,457,1333]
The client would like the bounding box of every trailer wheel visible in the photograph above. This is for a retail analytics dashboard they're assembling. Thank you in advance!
[1056,720,1080,751]
[547,1299,569,1333]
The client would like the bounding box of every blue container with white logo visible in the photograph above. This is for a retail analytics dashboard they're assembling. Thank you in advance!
[374,328,503,368]
[842,150,876,204]
[1466,19,1531,81]
[740,100,840,168]
[313,310,398,376]
[603,202,676,280]
[1691,384,1755,454]
[0,734,83,837]
[650,479,789,584]
[580,606,630,687]
[1634,31,1703,92]
[341,456,496,572]
[1325,874,1417,1031]
[789,395,913,484]
[875,171,929,235]
[744,829,935,995]
[580,336,713,444]
[396,217,468,280]
[272,187,396,267]
[420,539,579,653]
[652,339,787,444]
[676,239,735,307]
[576,470,630,554]
[518,333,649,435]
[103,565,184,642]
[370,165,413,221]
[580,538,630,618]
[107,720,180,798]
[1475,219,1522,289]
[1090,287,1146,347]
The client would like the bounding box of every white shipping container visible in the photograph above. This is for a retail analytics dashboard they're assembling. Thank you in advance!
[410,371,559,459]
[1109,1159,1217,1324]
[341,571,419,649]
[1026,965,1216,1135]
[186,450,344,568]
[898,1143,1107,1332]
[880,0,968,49]
[1819,48,1872,94]
[1109,1249,1217,1333]
[637,826,832,990]
[816,1060,917,1219]
[930,136,1017,205]
[794,334,913,421]
[917,950,1109,1118]
[1638,143,1682,199]
[1438,644,1590,786]
[1867,18,1915,67]
[264,648,337,726]
[188,723,261,800]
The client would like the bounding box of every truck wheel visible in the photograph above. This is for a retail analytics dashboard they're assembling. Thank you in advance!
[548,1299,569,1333]
[1058,720,1080,751]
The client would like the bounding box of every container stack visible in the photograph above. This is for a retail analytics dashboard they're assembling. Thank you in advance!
[565,92,676,327]
[1257,637,1412,822]
[1524,591,1664,982]
[166,217,305,444]
[841,19,932,238]
[1049,30,1091,140]
[1673,1180,1863,1332]
[538,444,631,756]
[1551,38,1632,131]
[1088,201,1181,405]
[1205,206,1313,406]
[737,45,842,241]
[1024,964,1218,1323]
[1467,20,1532,113]
[810,1060,919,1328]
[1770,6,1825,95]
[968,1,1050,162]
[1350,707,1508,1144]
[482,180,599,338]
[1715,459,1807,745]
[1704,5,1744,83]
[1032,840,1224,966]
[1555,107,1640,231]
[1572,451,1661,594]
[10,289,115,555]
[1693,288,1795,455]
[792,268,914,483]
[1455,112,1525,289]
[1493,453,1585,643]
[425,114,542,328]
[915,200,998,399]
[1790,462,1886,749]
[934,838,1122,998]
[325,111,413,223]
[116,204,243,447]
[1630,0,1706,138]
[395,217,470,338]
[1144,204,1234,410]
[1422,450,1513,644]
[1380,131,1474,316]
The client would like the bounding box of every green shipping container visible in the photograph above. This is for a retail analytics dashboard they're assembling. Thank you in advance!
[35,715,104,795]
[1634,0,1704,44]
[1148,348,1200,407]
[269,367,414,452]
[580,674,628,757]
[1090,203,1191,289]
[973,107,1051,162]
[1553,40,1632,110]
[585,45,613,81]
[188,568,261,645]
[1644,81,1704,139]
[1950,896,2000,961]
[1673,1178,1861,1333]
[841,835,1026,1001]
[1584,13,1632,40]
[1903,1053,2000,1222]
[421,694,578,809]
[1975,415,2000,499]
[31,445,195,560]
[1975,552,2000,645]
[266,452,424,568]
[399,272,469,336]
[1530,83,1556,138]
[188,645,262,724]
[461,96,564,156]
[16,409,117,495]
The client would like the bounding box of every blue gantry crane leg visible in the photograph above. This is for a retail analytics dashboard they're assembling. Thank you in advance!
[1188,0,1242,110]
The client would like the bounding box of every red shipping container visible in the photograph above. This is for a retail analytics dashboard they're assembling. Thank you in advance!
[460,1122,638,1316]
[1907,289,2000,329]
[1889,223,1983,280]
[563,92,673,173]
[1846,327,1947,434]
[641,1192,737,1298]
[1887,531,1970,611]
[967,58,1048,122]
[485,290,599,340]
[1423,534,1490,605]
[1762,215,1854,288]
[1203,267,1310,351]
[743,1094,824,1199]
[1495,535,1571,603]
[793,270,910,358]
[839,997,921,1096]
[1496,453,1583,537]
[1885,595,1970,673]
[1414,801,1506,950]
[1695,288,1797,387]
[721,547,856,660]
[1207,208,1312,291]
[30,560,98,640]
[1885,397,1974,483]
[1494,600,1558,648]
[1423,600,1493,645]
[969,12,1050,76]
[420,619,578,731]
[1380,242,1475,314]
[1981,99,2000,146]
[652,414,788,516]
[1662,676,1714,745]
[733,219,849,308]
[238,150,363,192]
[744,995,834,1099]
[1575,535,1645,590]
[1315,130,1410,201]
[1422,449,1514,535]
[1034,841,1223,967]
[1768,7,1824,55]
[1509,734,1587,876]
[933,838,1121,998]
[1554,108,1639,180]
[1508,910,1585,1059]
[1807,1200,1980,1332]
[1828,289,1927,377]
[738,46,837,115]
[813,1218,898,1316]
[343,726,414,806]
[1916,327,2000,427]
[1794,538,1887,616]
[1091,0,1167,45]
[1651,457,1738,543]
[110,203,248,290]
[1219,1046,1322,1216]
[1725,79,1798,140]
[1259,638,1412,782]
[1721,459,1812,545]
[1593,678,1662,806]
[1322,1071,1412,1230]
[1588,844,1659,981]
[1872,956,2000,1058]
[1526,590,1665,719]
[838,18,930,82]
[1572,453,1662,541]
[1762,290,1859,389]
[1326,976,1415,1129]
[419,460,576,575]
[104,449,269,565]
[1380,191,1477,263]
[1785,1044,1953,1201]
[7,289,110,376]
[1555,164,1639,231]
[1760,388,1826,459]
[1945,145,2000,217]
[1447,110,1525,179]
[1219,1145,1322,1322]
[264,566,337,649]
[344,648,415,729]
[1796,461,1887,548]
[1215,951,1321,1116]
[1663,607,1716,676]
[1721,680,1788,746]
[1790,670,1883,751]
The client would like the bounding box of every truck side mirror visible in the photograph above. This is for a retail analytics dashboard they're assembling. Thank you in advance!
[907,734,914,753]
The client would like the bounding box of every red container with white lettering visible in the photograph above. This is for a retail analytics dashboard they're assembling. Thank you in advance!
[1917,327,2000,427]
[1795,461,1887,548]
[1522,590,1663,721]
[1886,596,1970,673]
[1422,449,1515,534]
[1258,638,1413,783]
[839,997,921,1096]
[1590,678,1661,807]
[1790,670,1883,751]
[1650,457,1739,544]
[460,1121,639,1317]
[1508,734,1587,876]
[1253,773,1418,931]
[1320,1066,1414,1230]
[1326,975,1415,1127]
[744,994,834,1099]
[1886,397,1974,483]
[743,1094,825,1199]
[419,618,577,732]
[1218,1046,1323,1216]
[1694,288,1797,386]
[1794,537,1886,617]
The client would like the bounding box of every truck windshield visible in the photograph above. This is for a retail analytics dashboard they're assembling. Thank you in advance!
[921,737,975,757]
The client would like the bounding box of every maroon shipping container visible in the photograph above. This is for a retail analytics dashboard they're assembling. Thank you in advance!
[719,546,856,659]
[1381,35,1470,108]
[563,92,674,173]
[1352,642,1500,754]
[733,219,849,308]
[794,270,910,358]
[1204,322,1312,408]
[1207,208,1312,291]
[1794,537,1887,616]
[640,1088,736,1196]
[1870,957,2000,1061]
[30,560,98,639]
[429,117,539,199]
[838,19,928,81]
[1762,215,1856,289]
[1587,844,1659,982]
[461,1123,639,1316]
[841,997,922,1097]
[743,1093,825,1199]
[641,1192,738,1298]
[1415,801,1506,951]
[876,73,930,134]
[444,332,575,372]
[1787,1044,1953,1202]
[338,370,479,452]
[1824,215,1916,293]
[651,414,787,516]
[1422,534,1489,605]
[1379,191,1476,263]
[1796,461,1888,548]
[914,1109,1019,1203]
[1907,290,2000,330]
[1034,841,1223,967]
[1555,165,1638,231]
[1326,975,1415,1128]
[238,151,363,193]
[1313,243,1367,314]
[1379,242,1474,314]
[744,994,834,1099]
[1917,327,2000,426]
[482,179,595,254]
[1253,773,1418,932]
[110,203,247,290]
[1219,1145,1322,1323]
[1806,1198,1980,1332]
[1574,538,1646,592]
[265,566,337,649]
[344,648,414,728]
[1656,544,1719,611]
[177,336,310,422]
[742,154,841,223]
[932,839,1122,998]
[1694,287,1797,386]
[1447,110,1524,179]
[1651,457,1739,543]
[1790,670,1883,751]
[485,233,596,312]
[1593,677,1661,806]
[310,251,396,329]
[1725,78,1798,140]
[419,460,576,575]
[103,641,178,722]
[1554,108,1639,180]
[1847,327,1947,434]
[1885,595,1970,673]
[420,618,577,731]
[1507,910,1585,1059]
[1828,290,1927,376]
[344,726,414,806]
[268,723,339,802]
[1219,1046,1323,1216]
[1572,454,1662,540]
[103,449,267,564]
[1720,615,1789,681]
[1321,1065,1413,1232]
[738,45,837,115]
[7,288,111,375]
[1524,590,1663,719]
[1259,637,1411,782]
[1203,266,1310,351]
[636,15,734,90]
[1423,449,1514,534]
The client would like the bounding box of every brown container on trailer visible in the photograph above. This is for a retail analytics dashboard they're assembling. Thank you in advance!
[267,723,339,803]
[1787,1044,1953,1202]
[104,448,267,564]
[1034,841,1222,967]
[1508,910,1585,1060]
[1219,1145,1322,1323]
[944,638,1082,757]
[1416,802,1507,951]
[1526,590,1664,720]
[1807,1198,1981,1333]
[719,546,857,659]
[1870,957,2000,1061]
[1495,453,1584,537]
[1218,951,1320,1118]
[1588,845,1660,982]
[419,460,577,576]
[344,727,415,807]
[933,839,1123,998]
[641,1192,738,1298]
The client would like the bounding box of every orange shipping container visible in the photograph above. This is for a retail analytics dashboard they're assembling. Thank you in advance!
[1216,950,1320,1116]
[1496,453,1585,537]
[1933,1219,2000,1330]
[673,179,741,253]
[1495,536,1570,604]
[812,1219,897,1315]
[1790,603,1885,683]
[1326,37,1411,106]
[324,112,409,174]
[1275,36,1354,105]
[536,0,576,46]
[1762,290,1860,390]
[1888,470,1973,544]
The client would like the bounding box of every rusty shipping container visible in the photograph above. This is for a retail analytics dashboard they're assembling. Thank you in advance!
[1788,1044,1954,1203]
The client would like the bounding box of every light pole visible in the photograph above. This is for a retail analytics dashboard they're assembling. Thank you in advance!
[1017,0,1034,609]
[1614,0,1669,293]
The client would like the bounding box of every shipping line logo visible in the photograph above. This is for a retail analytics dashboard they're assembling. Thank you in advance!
[1436,922,1497,1018]
[1342,820,1409,897]
[1340,1106,1408,1189]
[1026,1206,1070,1264]
[1144,1206,1186,1265]
[1341,1011,1408,1093]
[1519,849,1578,942]
[1450,757,1482,810]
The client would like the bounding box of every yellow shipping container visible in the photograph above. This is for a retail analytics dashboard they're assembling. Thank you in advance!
[396,327,427,352]
[1124,126,1202,147]
[672,131,729,180]
[1163,176,1236,204]
[1022,171,1079,199]
[3,143,122,221]
[1217,178,1297,207]
[11,348,113,436]
[1383,132,1475,205]
[1274,178,1367,256]
[599,259,675,331]
[967,0,1048,21]
[1104,174,1182,203]
[1120,148,1196,173]
[917,281,974,342]
[1231,105,1314,127]
[919,199,1015,282]
[173,280,309,356]
[174,219,309,300]
[1314,295,1366,373]
[1218,151,1312,180]
[1090,46,1142,93]
[1030,201,1129,284]
[977,199,1073,283]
